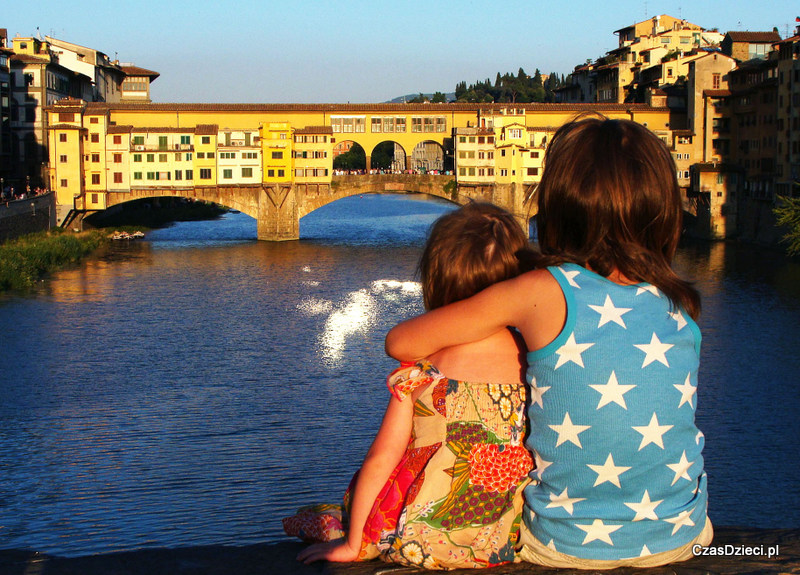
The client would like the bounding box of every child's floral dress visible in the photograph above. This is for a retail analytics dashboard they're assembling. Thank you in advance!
[283,360,532,570]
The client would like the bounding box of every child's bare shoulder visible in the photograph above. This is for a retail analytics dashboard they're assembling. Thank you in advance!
[509,268,562,296]
[507,268,566,351]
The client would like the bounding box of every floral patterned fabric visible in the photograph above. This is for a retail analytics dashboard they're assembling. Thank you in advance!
[377,361,532,569]
[283,360,532,570]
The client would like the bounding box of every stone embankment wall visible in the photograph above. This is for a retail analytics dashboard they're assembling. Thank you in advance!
[0,527,796,575]
[0,193,57,243]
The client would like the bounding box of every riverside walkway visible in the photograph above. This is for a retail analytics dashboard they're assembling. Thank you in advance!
[1,527,797,575]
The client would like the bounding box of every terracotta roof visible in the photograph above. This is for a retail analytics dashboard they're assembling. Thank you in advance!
[83,101,667,113]
[293,125,333,134]
[775,34,800,45]
[703,89,731,97]
[48,124,87,131]
[129,127,196,133]
[692,162,742,171]
[195,124,219,135]
[107,125,134,134]
[725,31,781,43]
[120,65,160,79]
[454,127,494,134]
[10,53,50,65]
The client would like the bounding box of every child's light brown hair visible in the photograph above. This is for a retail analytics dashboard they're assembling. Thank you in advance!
[534,115,700,318]
[420,202,528,310]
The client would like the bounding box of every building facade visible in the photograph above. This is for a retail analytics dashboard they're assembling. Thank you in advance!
[45,100,671,234]
[3,31,158,191]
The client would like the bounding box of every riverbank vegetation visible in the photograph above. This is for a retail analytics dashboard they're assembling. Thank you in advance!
[0,229,107,292]
[84,198,228,230]
[775,196,800,256]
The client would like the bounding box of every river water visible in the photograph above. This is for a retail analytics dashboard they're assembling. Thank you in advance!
[0,193,798,557]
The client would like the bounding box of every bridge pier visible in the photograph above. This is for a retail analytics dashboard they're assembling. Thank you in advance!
[257,183,299,241]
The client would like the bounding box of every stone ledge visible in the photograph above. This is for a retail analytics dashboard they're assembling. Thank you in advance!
[0,527,797,575]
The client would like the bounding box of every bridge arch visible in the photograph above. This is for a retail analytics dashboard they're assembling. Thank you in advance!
[332,141,366,172]
[370,141,407,172]
[409,140,446,173]
[104,186,261,221]
[92,175,531,241]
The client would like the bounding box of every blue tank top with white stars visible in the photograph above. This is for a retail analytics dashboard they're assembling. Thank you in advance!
[523,263,708,560]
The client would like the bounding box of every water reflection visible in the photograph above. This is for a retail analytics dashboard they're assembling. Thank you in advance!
[1,196,799,558]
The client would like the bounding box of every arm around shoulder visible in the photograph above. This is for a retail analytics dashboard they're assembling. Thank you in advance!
[385,270,556,361]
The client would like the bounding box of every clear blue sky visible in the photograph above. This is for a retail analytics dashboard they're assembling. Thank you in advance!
[6,0,799,103]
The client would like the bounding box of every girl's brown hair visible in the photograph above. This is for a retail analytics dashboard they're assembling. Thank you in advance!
[532,115,700,318]
[420,202,528,310]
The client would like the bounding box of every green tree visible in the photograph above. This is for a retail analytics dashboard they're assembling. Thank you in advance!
[431,91,447,103]
[371,142,395,170]
[333,143,366,171]
[774,195,800,256]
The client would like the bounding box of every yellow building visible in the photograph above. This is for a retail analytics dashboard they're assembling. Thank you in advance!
[293,126,332,183]
[217,128,262,185]
[46,100,672,228]
[260,122,292,183]
[194,124,219,187]
[454,127,495,183]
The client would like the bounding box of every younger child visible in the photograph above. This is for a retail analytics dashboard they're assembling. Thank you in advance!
[386,117,712,569]
[285,203,533,569]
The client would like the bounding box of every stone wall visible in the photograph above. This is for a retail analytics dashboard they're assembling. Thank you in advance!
[0,193,57,243]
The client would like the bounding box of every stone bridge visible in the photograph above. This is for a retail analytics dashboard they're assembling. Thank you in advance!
[104,174,535,240]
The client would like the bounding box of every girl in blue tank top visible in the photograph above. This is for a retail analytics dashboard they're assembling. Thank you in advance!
[386,116,712,569]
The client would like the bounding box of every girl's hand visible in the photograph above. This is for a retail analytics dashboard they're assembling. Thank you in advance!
[296,538,360,564]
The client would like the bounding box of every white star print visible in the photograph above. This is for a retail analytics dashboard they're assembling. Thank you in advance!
[589,371,636,409]
[632,413,674,450]
[674,373,697,408]
[554,333,595,369]
[588,295,632,328]
[587,454,631,487]
[634,332,673,367]
[574,519,622,545]
[624,490,663,521]
[670,309,688,331]
[695,430,704,445]
[530,381,550,409]
[546,540,557,551]
[562,269,581,288]
[550,412,591,448]
[636,285,661,298]
[667,451,694,485]
[533,451,553,479]
[640,545,652,557]
[665,509,696,535]
[546,487,586,515]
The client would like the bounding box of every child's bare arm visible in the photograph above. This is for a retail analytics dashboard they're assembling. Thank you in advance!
[386,269,562,361]
[297,395,413,564]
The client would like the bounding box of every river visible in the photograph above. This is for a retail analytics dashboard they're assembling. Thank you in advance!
[0,193,798,557]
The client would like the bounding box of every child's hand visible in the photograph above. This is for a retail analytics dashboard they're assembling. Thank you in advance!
[296,538,360,564]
